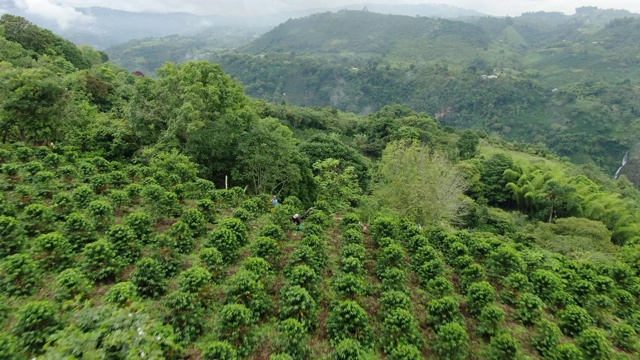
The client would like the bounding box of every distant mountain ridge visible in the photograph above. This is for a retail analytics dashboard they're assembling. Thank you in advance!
[322,3,485,18]
[0,3,486,49]
[240,10,490,60]
[195,8,640,175]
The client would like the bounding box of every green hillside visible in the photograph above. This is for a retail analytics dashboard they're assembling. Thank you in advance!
[3,14,640,360]
[202,9,640,181]
[242,11,489,65]
[209,49,639,177]
[106,27,269,76]
[104,10,640,179]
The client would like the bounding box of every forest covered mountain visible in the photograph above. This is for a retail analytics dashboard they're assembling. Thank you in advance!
[106,7,640,182]
[4,11,640,360]
[229,8,640,172]
[0,3,485,49]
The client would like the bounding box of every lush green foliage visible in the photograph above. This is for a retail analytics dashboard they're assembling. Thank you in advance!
[327,300,374,347]
[55,267,92,301]
[163,291,204,342]
[476,305,505,337]
[217,303,255,356]
[104,281,138,306]
[516,293,545,325]
[466,281,496,315]
[132,257,167,298]
[207,227,240,263]
[576,328,613,359]
[202,341,238,360]
[274,318,310,359]
[0,253,41,295]
[434,322,469,360]
[14,301,60,354]
[486,333,520,360]
[279,285,318,332]
[375,140,468,225]
[558,305,594,337]
[179,266,213,297]
[81,239,120,282]
[2,14,640,358]
[428,296,462,328]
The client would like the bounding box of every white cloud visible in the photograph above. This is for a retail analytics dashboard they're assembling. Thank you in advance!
[8,0,640,18]
[13,0,93,29]
[442,0,640,16]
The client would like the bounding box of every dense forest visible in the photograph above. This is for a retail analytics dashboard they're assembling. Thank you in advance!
[107,8,640,184]
[3,13,640,360]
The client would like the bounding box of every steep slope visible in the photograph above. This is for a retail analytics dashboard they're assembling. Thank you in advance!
[201,9,640,177]
[242,10,490,65]
[105,27,268,76]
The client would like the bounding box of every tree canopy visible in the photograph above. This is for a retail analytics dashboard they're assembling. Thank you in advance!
[375,140,468,226]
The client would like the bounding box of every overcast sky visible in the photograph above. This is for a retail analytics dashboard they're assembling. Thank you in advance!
[7,0,640,29]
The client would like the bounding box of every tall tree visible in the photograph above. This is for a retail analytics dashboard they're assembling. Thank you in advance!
[479,153,517,206]
[0,67,67,144]
[128,61,258,185]
[457,130,479,160]
[542,180,578,222]
[375,140,468,226]
[299,133,371,190]
[233,117,306,196]
[130,61,254,148]
[314,158,363,211]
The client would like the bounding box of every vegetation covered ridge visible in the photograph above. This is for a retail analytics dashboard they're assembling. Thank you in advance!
[198,9,640,182]
[2,13,640,360]
[107,9,640,182]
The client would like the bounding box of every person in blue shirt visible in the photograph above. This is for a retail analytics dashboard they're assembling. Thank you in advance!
[272,195,279,208]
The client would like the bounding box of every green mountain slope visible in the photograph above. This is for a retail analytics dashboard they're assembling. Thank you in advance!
[4,15,640,360]
[210,49,638,177]
[198,9,640,180]
[243,11,489,64]
[105,27,268,76]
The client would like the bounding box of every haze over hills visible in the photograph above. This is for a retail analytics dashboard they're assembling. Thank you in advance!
[0,2,486,49]
[316,3,485,17]
[0,4,273,49]
[240,11,490,60]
